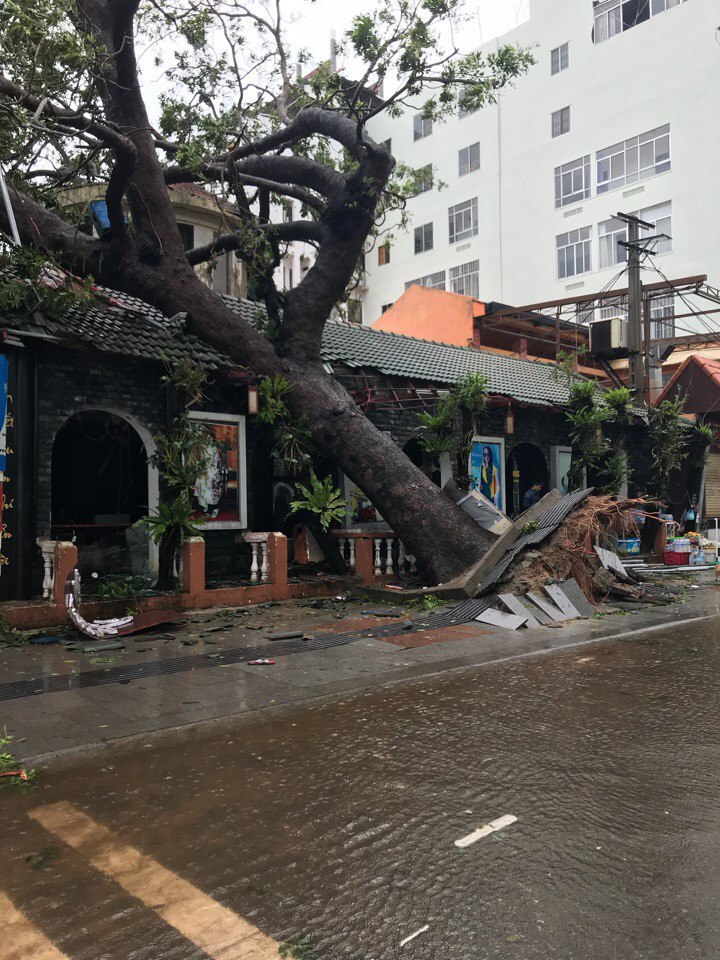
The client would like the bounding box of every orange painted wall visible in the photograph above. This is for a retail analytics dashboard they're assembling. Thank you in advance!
[371,285,483,346]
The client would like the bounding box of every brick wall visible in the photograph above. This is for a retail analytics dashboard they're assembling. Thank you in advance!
[33,348,261,570]
[35,349,168,537]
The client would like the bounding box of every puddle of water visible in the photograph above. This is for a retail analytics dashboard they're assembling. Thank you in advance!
[1,620,719,959]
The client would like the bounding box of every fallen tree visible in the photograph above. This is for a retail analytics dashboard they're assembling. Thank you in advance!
[501,496,647,602]
[0,0,534,581]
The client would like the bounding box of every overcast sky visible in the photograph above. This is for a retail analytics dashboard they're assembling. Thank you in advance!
[286,0,530,69]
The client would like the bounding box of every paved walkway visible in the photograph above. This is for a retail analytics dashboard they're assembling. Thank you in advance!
[3,589,720,766]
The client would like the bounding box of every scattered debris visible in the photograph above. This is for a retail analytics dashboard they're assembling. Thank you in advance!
[399,924,430,947]
[247,659,275,666]
[65,567,184,639]
[455,814,518,848]
[29,635,59,645]
[360,609,402,618]
[475,608,527,630]
[82,641,125,654]
[269,630,305,640]
[25,845,59,870]
[498,594,541,628]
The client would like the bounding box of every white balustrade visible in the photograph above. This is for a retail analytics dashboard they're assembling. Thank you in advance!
[384,537,394,575]
[373,537,383,576]
[37,538,55,600]
[333,531,416,578]
[242,533,271,584]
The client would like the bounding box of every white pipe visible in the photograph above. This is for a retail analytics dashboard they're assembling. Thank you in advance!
[0,163,21,245]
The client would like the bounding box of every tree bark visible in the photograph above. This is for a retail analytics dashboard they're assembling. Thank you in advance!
[114,261,493,584]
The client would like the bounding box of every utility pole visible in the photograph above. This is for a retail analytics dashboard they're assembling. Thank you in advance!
[616,212,664,405]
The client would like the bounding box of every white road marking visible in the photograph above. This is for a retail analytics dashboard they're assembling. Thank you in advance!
[455,814,518,848]
[400,924,430,947]
[0,891,71,959]
[29,802,281,960]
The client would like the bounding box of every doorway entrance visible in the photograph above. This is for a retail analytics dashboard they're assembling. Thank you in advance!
[506,443,549,517]
[51,410,156,573]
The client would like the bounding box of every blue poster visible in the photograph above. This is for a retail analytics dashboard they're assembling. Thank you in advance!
[469,439,504,512]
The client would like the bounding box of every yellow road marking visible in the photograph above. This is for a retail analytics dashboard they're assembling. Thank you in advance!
[0,891,70,960]
[29,802,280,960]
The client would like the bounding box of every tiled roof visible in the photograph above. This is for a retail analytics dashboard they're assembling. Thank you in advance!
[224,296,580,406]
[0,274,231,369]
[318,320,578,407]
[1,277,581,407]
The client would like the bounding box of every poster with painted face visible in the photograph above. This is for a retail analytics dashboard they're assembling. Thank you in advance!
[469,438,505,513]
[191,420,240,525]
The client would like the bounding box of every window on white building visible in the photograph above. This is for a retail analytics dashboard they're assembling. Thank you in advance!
[598,219,628,269]
[458,142,480,177]
[378,241,391,266]
[597,124,670,194]
[598,297,628,320]
[413,112,433,141]
[412,164,433,195]
[651,0,683,12]
[458,101,479,119]
[640,201,673,255]
[414,222,434,254]
[599,202,672,269]
[551,106,571,138]
[381,302,394,313]
[593,0,623,42]
[177,222,195,251]
[347,300,363,324]
[405,270,446,291]
[594,0,685,42]
[555,155,591,208]
[551,43,569,74]
[449,261,480,298]
[448,198,478,244]
[557,227,592,279]
[649,294,675,339]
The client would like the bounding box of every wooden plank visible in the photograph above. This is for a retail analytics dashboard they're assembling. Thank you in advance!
[475,607,527,630]
[498,594,541,628]
[544,584,581,619]
[525,592,567,623]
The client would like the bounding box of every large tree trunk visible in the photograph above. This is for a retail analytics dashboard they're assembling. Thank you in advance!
[123,263,493,584]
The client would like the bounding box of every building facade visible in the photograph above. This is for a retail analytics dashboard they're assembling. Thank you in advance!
[362,0,717,336]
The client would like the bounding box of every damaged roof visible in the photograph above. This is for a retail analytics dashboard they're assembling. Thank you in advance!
[318,319,578,407]
[1,275,582,407]
[0,273,231,369]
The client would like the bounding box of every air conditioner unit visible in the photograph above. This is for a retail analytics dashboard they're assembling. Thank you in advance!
[589,315,630,358]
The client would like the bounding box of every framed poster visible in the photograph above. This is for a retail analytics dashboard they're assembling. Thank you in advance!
[551,446,573,496]
[341,474,390,530]
[469,436,506,514]
[188,412,247,529]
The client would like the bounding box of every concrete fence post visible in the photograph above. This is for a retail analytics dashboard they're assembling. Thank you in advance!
[181,537,206,598]
[267,533,288,595]
[52,541,78,608]
[353,536,375,584]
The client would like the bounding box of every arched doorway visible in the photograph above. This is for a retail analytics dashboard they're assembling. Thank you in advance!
[51,409,159,573]
[506,443,549,517]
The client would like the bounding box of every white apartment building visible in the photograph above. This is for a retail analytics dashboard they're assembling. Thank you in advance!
[362,0,719,338]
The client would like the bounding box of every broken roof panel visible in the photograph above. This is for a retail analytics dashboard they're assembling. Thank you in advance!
[1,274,587,407]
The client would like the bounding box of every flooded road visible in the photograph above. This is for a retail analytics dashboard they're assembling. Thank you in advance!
[2,617,719,959]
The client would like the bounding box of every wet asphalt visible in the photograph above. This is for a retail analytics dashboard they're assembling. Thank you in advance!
[1,615,719,960]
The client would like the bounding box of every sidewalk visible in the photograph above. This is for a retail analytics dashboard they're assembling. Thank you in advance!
[3,587,720,767]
